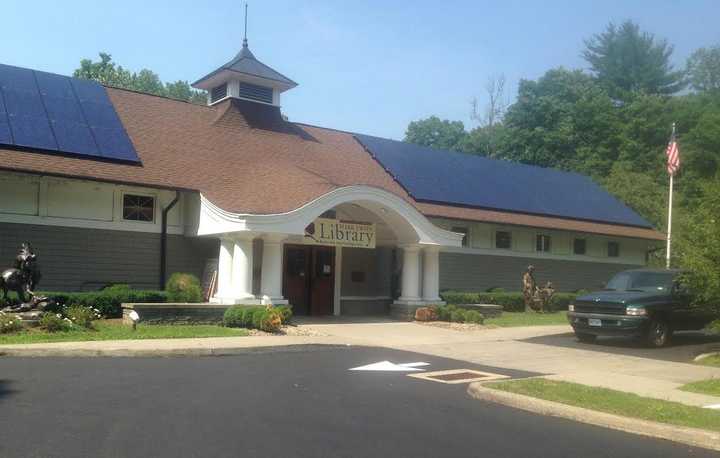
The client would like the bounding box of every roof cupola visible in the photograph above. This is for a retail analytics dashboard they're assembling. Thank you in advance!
[192,4,297,106]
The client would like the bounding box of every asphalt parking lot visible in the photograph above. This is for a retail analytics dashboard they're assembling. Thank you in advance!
[522,330,720,363]
[0,345,715,458]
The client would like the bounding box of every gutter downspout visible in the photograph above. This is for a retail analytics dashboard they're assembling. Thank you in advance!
[160,191,180,290]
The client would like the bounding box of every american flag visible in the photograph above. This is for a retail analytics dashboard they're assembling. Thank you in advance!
[666,128,680,176]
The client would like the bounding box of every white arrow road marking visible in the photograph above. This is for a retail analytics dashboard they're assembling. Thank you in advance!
[398,362,431,368]
[349,361,430,372]
[703,403,720,409]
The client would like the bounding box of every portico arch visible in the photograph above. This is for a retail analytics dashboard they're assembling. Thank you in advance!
[195,186,463,313]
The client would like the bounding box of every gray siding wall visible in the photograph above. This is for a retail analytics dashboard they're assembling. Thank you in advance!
[0,222,218,291]
[440,252,638,293]
[340,247,393,297]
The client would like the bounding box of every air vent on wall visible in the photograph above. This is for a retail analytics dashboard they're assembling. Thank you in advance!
[210,83,228,103]
[238,82,273,104]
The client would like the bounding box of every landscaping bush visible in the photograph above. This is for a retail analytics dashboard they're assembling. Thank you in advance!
[224,306,286,331]
[414,306,438,321]
[41,288,167,318]
[223,306,245,327]
[64,305,101,329]
[165,273,203,303]
[0,312,23,334]
[450,309,467,323]
[273,305,293,324]
[39,313,74,332]
[464,310,484,324]
[440,291,576,312]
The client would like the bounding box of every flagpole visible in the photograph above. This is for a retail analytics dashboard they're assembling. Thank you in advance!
[665,122,676,270]
[666,172,673,269]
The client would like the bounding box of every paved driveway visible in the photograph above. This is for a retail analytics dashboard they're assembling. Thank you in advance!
[522,330,720,363]
[299,320,720,406]
[0,347,714,458]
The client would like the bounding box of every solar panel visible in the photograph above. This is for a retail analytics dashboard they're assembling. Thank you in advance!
[354,134,652,228]
[0,63,140,163]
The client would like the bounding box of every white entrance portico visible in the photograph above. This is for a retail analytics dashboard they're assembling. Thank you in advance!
[193,186,463,317]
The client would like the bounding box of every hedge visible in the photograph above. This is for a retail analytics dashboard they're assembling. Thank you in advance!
[39,285,167,318]
[440,291,576,312]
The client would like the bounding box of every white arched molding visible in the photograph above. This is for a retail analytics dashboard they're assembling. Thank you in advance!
[195,186,463,248]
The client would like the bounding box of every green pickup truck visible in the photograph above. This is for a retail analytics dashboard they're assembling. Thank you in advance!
[567,268,716,348]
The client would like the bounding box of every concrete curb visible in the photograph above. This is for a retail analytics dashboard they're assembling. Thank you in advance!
[0,343,349,358]
[694,352,720,362]
[467,382,720,452]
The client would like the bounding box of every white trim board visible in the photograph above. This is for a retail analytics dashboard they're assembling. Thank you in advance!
[441,246,644,266]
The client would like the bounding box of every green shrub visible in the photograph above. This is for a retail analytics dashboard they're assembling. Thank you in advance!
[450,309,467,323]
[64,305,101,329]
[224,306,285,331]
[223,306,245,327]
[39,313,74,332]
[40,288,167,318]
[464,310,484,324]
[166,273,203,303]
[486,287,506,293]
[273,305,293,324]
[440,291,576,312]
[0,313,24,334]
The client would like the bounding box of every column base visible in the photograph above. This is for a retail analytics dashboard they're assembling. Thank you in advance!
[210,296,265,306]
[390,299,446,321]
[260,295,289,306]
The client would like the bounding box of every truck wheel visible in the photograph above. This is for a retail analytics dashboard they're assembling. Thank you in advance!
[646,319,672,348]
[576,333,597,343]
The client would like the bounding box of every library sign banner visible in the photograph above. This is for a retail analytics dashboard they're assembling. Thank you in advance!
[305,218,376,249]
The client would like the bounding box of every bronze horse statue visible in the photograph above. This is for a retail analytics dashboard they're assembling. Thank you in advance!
[1,242,42,307]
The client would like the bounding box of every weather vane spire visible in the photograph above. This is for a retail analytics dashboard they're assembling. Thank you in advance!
[243,2,249,48]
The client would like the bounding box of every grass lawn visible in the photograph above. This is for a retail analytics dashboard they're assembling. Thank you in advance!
[696,354,720,368]
[680,378,720,397]
[484,311,569,327]
[0,320,248,345]
[487,378,720,432]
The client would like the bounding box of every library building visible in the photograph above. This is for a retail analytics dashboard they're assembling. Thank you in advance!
[0,38,664,317]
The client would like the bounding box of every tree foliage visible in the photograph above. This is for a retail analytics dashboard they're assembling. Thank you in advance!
[686,45,720,93]
[404,116,467,150]
[582,21,685,101]
[73,52,207,105]
[403,20,720,306]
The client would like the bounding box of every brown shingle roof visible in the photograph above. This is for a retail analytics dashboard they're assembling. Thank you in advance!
[0,87,664,241]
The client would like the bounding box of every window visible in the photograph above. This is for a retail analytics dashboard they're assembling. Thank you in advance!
[495,231,512,249]
[452,226,469,247]
[122,194,155,222]
[210,83,228,103]
[536,234,552,252]
[607,241,620,258]
[238,82,273,104]
[573,238,587,255]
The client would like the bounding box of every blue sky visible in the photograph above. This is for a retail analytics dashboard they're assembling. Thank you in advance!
[3,1,719,139]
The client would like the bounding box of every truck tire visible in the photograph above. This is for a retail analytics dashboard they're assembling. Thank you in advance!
[576,333,597,343]
[646,319,672,348]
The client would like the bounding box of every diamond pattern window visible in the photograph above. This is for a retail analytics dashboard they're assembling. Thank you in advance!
[123,194,155,222]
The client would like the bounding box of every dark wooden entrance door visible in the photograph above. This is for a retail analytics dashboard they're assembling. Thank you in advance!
[282,245,335,316]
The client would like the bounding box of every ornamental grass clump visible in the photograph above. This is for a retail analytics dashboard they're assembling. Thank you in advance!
[166,273,203,303]
[39,312,75,332]
[0,312,23,334]
[223,305,289,332]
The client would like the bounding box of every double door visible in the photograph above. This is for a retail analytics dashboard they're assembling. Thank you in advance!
[282,245,335,316]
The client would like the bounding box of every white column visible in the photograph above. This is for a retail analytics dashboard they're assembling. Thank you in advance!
[231,238,255,299]
[398,245,421,301]
[333,246,343,316]
[422,246,441,302]
[215,238,234,299]
[260,236,285,304]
